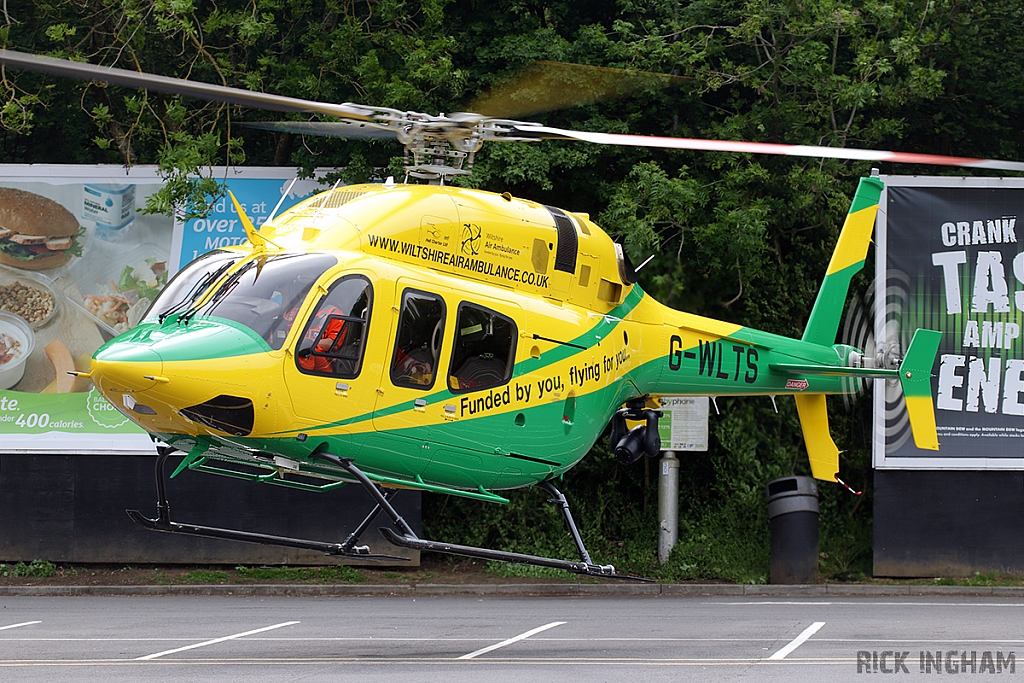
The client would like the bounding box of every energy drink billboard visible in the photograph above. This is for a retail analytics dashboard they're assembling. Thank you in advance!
[875,176,1024,470]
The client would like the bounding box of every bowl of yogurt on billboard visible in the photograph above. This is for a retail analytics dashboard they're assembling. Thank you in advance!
[0,311,34,390]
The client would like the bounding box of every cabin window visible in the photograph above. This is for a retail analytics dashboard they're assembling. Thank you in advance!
[448,303,517,393]
[295,275,373,378]
[390,289,445,390]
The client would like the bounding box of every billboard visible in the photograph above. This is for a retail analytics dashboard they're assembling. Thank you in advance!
[874,175,1024,470]
[0,165,327,454]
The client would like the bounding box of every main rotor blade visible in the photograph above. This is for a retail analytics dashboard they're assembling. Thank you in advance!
[469,61,691,119]
[243,121,398,140]
[516,125,1024,173]
[0,49,374,120]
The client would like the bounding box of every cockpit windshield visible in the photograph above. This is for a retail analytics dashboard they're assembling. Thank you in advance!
[144,250,239,324]
[148,252,338,350]
[203,253,338,349]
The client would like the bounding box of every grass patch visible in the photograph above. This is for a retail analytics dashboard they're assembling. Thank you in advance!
[381,570,437,581]
[178,569,230,584]
[485,560,577,580]
[235,565,366,583]
[0,560,57,578]
[150,569,172,585]
[917,572,1024,587]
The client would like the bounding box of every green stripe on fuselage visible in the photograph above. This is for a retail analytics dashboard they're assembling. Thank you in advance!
[101,316,273,362]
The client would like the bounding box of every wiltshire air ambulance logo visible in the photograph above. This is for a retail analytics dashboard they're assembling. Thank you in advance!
[461,223,481,255]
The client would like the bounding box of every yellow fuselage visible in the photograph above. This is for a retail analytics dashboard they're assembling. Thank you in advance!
[90,182,866,499]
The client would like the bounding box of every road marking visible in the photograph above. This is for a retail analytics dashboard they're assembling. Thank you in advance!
[136,621,299,660]
[716,601,1024,607]
[768,622,824,660]
[0,655,859,668]
[0,635,794,644]
[458,621,566,660]
[719,602,834,605]
[0,622,40,632]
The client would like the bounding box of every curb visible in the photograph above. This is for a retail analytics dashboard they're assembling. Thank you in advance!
[2,583,1024,597]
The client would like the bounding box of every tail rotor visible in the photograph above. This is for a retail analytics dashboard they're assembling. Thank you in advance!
[839,269,917,450]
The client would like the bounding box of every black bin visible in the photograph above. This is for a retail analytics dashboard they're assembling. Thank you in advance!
[766,476,819,584]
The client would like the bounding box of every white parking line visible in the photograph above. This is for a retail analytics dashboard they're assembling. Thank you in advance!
[458,621,566,660]
[717,601,1024,607]
[136,621,300,660]
[0,621,40,632]
[768,622,825,660]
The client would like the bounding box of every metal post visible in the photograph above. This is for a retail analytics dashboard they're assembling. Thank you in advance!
[658,451,679,565]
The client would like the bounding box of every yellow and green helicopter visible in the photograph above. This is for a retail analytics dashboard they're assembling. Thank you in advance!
[4,49,1022,579]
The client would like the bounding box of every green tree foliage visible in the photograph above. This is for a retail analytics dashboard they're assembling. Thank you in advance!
[2,0,1022,578]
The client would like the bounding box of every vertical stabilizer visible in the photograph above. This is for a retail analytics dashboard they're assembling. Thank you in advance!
[802,176,884,346]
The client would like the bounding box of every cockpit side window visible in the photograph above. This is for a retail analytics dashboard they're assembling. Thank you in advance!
[296,275,373,378]
[448,303,517,393]
[390,289,445,390]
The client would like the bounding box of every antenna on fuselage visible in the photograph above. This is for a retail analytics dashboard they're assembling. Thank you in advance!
[311,180,342,224]
[265,177,298,225]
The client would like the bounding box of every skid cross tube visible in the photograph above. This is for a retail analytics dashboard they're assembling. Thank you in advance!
[309,450,418,539]
[539,480,594,565]
[339,489,398,554]
[126,450,409,561]
[318,453,650,581]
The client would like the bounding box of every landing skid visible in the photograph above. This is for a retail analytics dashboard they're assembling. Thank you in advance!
[128,448,650,581]
[378,529,650,582]
[126,450,410,562]
[126,510,408,560]
[310,450,652,583]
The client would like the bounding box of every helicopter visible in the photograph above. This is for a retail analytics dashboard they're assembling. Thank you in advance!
[3,49,1019,580]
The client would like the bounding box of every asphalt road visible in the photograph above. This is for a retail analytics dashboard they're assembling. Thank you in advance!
[1,594,1022,682]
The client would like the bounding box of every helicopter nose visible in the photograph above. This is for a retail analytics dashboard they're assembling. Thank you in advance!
[91,343,165,394]
[88,320,277,435]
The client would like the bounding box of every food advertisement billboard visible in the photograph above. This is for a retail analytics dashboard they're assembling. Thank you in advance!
[0,165,325,453]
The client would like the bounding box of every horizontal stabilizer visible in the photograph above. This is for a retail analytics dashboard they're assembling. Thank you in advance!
[770,363,898,379]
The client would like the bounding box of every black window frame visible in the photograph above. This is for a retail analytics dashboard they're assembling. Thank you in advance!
[447,301,518,394]
[295,274,373,379]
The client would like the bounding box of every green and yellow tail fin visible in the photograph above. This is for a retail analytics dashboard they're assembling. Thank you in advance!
[787,177,941,481]
[802,176,884,346]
